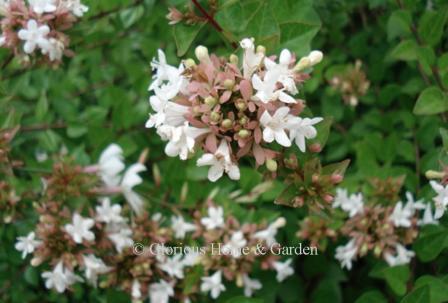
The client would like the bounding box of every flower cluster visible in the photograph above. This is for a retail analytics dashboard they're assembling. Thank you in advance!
[14,144,293,302]
[0,0,88,64]
[146,38,324,182]
[328,60,370,107]
[332,184,443,270]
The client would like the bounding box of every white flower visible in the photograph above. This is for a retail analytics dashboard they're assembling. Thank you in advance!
[384,244,415,267]
[107,223,133,253]
[41,38,64,61]
[149,280,174,303]
[253,217,286,247]
[201,271,226,299]
[62,0,89,17]
[171,215,196,239]
[288,117,323,152]
[98,144,125,188]
[0,35,5,47]
[252,71,296,104]
[132,279,142,299]
[95,198,124,224]
[264,49,298,94]
[430,181,448,219]
[273,259,294,282]
[15,232,41,259]
[222,231,247,258]
[29,0,56,14]
[182,248,201,266]
[159,254,185,279]
[158,122,208,160]
[197,139,240,182]
[18,20,50,54]
[390,201,415,228]
[120,163,146,215]
[145,96,188,128]
[335,239,358,270]
[82,254,111,287]
[41,261,82,293]
[260,107,296,147]
[200,206,224,230]
[150,49,187,100]
[333,189,364,218]
[418,204,439,226]
[242,274,262,297]
[240,38,264,79]
[64,213,95,244]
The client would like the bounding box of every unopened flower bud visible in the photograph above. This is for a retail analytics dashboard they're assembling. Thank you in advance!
[3,215,12,223]
[195,45,209,62]
[266,159,278,172]
[308,50,323,65]
[309,143,322,153]
[221,119,233,129]
[31,257,43,267]
[312,174,319,183]
[373,245,382,257]
[239,116,248,125]
[204,96,217,107]
[256,45,266,54]
[223,79,235,90]
[180,182,188,203]
[229,54,239,65]
[183,58,196,68]
[236,100,247,111]
[273,217,286,228]
[192,105,201,115]
[331,174,343,184]
[236,274,243,287]
[152,163,161,187]
[425,170,445,179]
[323,194,333,203]
[210,112,221,122]
[294,57,311,72]
[360,244,368,255]
[238,129,251,139]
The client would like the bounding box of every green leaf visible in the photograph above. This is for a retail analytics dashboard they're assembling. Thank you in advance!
[418,9,448,46]
[35,93,49,121]
[413,276,448,303]
[67,124,88,138]
[119,5,144,29]
[369,264,410,296]
[173,23,205,57]
[414,225,448,262]
[387,9,412,40]
[441,128,448,152]
[355,290,387,303]
[389,39,418,61]
[401,285,431,303]
[413,86,448,115]
[309,117,333,149]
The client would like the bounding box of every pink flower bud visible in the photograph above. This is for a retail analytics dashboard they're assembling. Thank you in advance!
[330,174,343,184]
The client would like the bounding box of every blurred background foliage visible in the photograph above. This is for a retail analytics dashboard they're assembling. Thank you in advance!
[1,0,448,302]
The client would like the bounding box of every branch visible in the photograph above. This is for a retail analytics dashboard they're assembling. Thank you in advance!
[191,0,238,49]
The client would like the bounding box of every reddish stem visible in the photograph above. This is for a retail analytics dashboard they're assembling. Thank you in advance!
[191,0,237,49]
